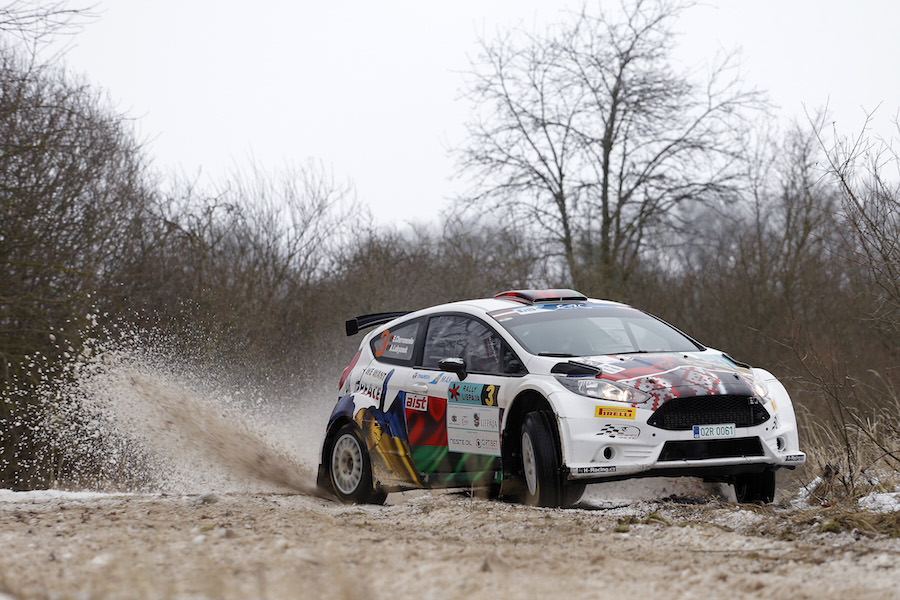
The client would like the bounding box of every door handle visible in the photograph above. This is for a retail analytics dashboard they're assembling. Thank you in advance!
[409,383,428,393]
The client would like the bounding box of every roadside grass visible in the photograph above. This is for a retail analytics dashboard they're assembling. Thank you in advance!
[781,371,900,536]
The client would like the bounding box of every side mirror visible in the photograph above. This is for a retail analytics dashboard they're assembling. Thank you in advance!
[438,357,467,381]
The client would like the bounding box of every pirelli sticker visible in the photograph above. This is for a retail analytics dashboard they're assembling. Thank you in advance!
[595,406,636,420]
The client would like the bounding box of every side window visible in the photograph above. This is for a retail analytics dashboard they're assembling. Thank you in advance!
[370,320,420,364]
[422,315,521,375]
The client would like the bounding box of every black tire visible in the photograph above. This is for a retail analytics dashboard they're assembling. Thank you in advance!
[564,481,587,506]
[326,423,386,505]
[520,411,582,507]
[734,470,776,504]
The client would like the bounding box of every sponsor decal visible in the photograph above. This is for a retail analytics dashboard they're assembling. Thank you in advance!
[596,424,640,439]
[472,411,499,430]
[784,453,805,463]
[354,380,384,402]
[412,371,454,384]
[475,438,500,451]
[447,403,501,457]
[595,406,636,420]
[353,368,395,407]
[405,394,428,412]
[362,367,388,380]
[575,465,617,474]
[449,412,470,427]
[447,382,500,406]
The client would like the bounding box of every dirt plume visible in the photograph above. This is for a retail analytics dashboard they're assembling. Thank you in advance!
[37,325,328,495]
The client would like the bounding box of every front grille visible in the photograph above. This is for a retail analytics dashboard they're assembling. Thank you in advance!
[658,437,764,461]
[647,395,770,431]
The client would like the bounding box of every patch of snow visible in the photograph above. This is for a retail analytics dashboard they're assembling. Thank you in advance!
[706,507,765,530]
[0,489,126,503]
[790,477,822,509]
[858,490,900,514]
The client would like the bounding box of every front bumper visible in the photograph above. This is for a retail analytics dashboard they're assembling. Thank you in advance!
[559,405,806,482]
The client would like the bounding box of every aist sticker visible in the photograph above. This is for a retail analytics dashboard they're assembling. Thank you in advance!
[405,394,428,412]
[595,406,636,420]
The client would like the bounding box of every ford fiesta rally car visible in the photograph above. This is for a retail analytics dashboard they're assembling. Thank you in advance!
[317,290,806,507]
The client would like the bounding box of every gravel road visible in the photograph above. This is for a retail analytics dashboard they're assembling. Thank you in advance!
[1,487,898,600]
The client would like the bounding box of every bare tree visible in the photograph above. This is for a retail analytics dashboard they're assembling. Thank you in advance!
[818,111,900,335]
[0,1,96,61]
[0,47,152,384]
[457,0,764,295]
[0,43,155,487]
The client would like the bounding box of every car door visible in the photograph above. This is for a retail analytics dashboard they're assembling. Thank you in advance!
[402,313,523,485]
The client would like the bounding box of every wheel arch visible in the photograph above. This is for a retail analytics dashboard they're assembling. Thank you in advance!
[502,390,560,473]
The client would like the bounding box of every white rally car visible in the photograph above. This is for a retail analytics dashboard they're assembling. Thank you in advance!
[317,289,805,506]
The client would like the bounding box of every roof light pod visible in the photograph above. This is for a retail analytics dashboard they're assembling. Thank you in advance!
[494,289,587,305]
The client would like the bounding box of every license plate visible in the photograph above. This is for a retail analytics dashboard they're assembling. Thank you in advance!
[692,423,735,439]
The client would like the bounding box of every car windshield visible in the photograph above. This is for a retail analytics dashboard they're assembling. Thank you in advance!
[489,303,702,356]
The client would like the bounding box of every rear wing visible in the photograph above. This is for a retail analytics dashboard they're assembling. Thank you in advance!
[345,311,410,336]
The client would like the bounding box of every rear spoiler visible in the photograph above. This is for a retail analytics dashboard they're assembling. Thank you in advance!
[345,311,410,336]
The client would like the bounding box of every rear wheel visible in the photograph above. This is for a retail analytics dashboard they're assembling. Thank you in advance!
[521,411,583,507]
[734,470,776,504]
[327,423,386,504]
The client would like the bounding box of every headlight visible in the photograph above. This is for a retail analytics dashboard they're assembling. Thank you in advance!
[752,377,777,412]
[752,379,770,401]
[556,376,649,404]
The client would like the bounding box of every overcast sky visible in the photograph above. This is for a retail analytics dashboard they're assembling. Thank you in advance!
[51,1,900,225]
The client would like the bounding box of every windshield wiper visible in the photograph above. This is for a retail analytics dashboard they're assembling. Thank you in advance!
[538,352,577,357]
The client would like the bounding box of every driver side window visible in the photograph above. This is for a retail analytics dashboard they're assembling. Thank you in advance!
[421,315,521,375]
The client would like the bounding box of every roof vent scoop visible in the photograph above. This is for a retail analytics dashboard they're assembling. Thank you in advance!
[494,289,587,305]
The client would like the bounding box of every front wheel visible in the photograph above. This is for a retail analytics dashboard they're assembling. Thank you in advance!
[327,423,386,504]
[521,411,582,507]
[734,470,776,504]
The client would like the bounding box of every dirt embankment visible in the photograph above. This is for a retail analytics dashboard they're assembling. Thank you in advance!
[1,490,898,600]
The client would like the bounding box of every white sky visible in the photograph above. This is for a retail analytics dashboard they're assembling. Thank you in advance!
[51,0,900,225]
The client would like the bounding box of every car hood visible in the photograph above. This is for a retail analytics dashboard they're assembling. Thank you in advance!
[560,351,757,410]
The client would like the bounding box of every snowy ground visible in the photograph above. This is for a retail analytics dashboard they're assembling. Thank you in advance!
[1,484,899,600]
